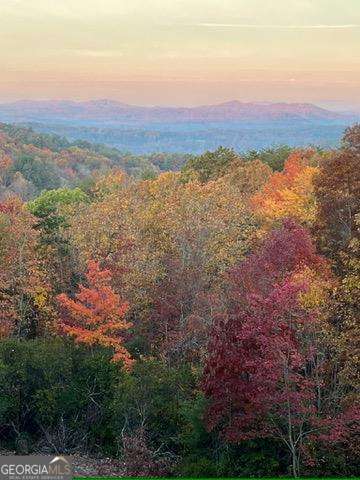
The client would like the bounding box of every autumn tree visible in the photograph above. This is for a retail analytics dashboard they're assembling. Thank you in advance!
[57,260,133,369]
[223,158,272,197]
[251,150,319,226]
[328,220,360,392]
[203,219,351,477]
[314,125,360,273]
[65,171,131,266]
[0,197,50,337]
[314,125,360,397]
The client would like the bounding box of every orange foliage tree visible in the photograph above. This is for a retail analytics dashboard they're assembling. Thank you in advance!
[251,149,319,226]
[57,260,133,369]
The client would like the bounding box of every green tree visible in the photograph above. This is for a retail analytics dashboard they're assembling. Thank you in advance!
[10,154,61,193]
[28,188,89,293]
[181,146,241,183]
[243,145,294,171]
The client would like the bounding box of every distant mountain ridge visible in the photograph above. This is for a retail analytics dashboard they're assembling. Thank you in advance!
[0,99,348,122]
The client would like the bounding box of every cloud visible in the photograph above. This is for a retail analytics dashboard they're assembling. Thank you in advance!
[192,23,360,29]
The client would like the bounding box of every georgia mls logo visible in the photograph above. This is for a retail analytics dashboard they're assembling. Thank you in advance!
[48,457,71,476]
[0,456,72,480]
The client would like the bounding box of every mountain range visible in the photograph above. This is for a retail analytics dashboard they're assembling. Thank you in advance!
[0,99,356,154]
[0,99,350,122]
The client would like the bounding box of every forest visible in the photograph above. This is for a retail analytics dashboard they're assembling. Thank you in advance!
[0,122,359,477]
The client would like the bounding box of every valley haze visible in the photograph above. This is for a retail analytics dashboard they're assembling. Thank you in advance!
[0,99,357,154]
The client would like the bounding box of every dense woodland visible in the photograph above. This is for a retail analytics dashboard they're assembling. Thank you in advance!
[0,122,359,477]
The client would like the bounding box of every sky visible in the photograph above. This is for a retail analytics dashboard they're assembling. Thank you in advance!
[1,0,360,108]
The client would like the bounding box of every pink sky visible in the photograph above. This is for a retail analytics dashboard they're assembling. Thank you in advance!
[1,0,360,109]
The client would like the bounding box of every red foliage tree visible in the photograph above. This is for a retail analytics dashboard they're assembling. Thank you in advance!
[203,219,353,477]
[57,260,133,369]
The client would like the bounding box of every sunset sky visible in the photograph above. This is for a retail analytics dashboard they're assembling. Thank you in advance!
[1,0,360,108]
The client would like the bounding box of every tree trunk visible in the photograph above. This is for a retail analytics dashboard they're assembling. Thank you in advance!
[291,447,299,478]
